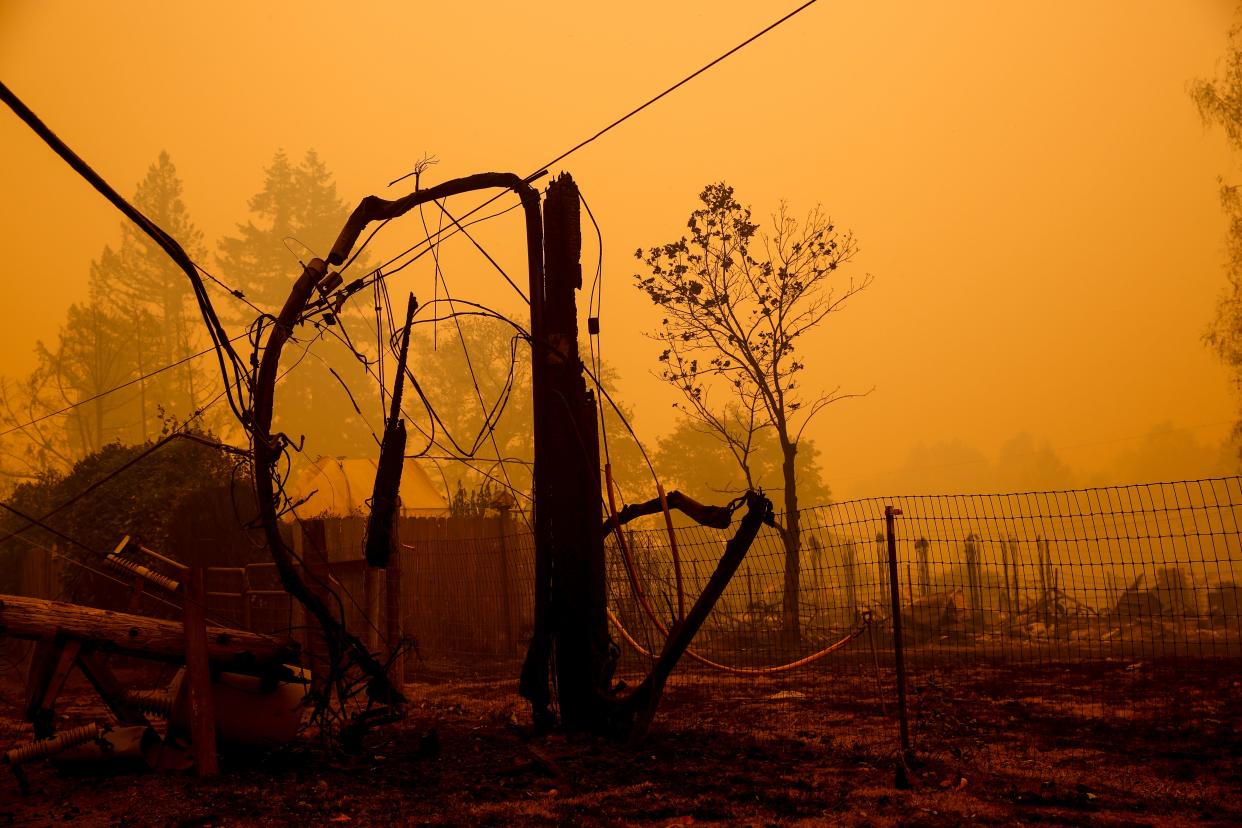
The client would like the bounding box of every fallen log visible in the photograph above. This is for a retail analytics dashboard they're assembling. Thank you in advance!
[0,594,298,670]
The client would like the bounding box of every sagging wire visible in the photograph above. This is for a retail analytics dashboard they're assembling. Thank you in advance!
[433,200,529,305]
[374,278,387,413]
[416,199,527,524]
[388,302,531,456]
[0,331,250,439]
[347,200,525,293]
[312,306,533,511]
[317,310,521,462]
[0,82,254,433]
[580,188,613,488]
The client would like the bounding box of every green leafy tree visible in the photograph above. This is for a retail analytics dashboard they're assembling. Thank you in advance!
[0,432,247,606]
[218,149,352,310]
[1194,18,1242,460]
[89,152,215,433]
[217,149,379,458]
[655,416,831,506]
[636,183,870,646]
[32,301,162,456]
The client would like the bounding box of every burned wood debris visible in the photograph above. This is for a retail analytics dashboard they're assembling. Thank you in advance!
[0,583,305,789]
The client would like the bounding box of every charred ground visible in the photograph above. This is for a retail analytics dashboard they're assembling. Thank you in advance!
[1,660,1238,827]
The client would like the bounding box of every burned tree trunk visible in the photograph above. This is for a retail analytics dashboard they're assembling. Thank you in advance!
[779,439,802,649]
[520,173,617,732]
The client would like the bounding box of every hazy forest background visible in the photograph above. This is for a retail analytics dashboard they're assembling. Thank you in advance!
[1,2,1240,515]
[0,145,1234,516]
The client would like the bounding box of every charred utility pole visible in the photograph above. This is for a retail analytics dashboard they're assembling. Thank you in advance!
[520,173,617,732]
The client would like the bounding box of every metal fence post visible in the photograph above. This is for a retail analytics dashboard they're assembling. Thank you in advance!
[885,505,912,766]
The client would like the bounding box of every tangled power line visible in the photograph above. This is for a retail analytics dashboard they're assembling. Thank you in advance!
[0,0,844,719]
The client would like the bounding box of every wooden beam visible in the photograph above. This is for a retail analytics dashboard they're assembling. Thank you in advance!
[0,594,298,669]
[23,638,79,737]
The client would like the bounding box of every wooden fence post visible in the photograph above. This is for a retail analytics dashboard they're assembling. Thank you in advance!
[964,533,982,617]
[496,508,517,655]
[915,538,930,598]
[844,542,858,624]
[299,520,332,698]
[386,518,405,686]
[183,567,218,778]
[365,567,381,655]
[1037,536,1050,627]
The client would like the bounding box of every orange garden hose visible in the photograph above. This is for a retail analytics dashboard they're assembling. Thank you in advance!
[607,606,869,676]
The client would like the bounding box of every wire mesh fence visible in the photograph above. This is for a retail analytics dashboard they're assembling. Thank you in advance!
[7,477,1239,748]
[381,477,1242,739]
[613,477,1242,670]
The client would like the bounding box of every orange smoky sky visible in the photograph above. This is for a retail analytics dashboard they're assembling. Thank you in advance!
[0,0,1237,499]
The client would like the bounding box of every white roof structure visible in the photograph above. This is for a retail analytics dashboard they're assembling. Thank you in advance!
[285,455,450,519]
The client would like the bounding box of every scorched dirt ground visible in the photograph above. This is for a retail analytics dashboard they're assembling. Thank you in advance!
[0,660,1239,826]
